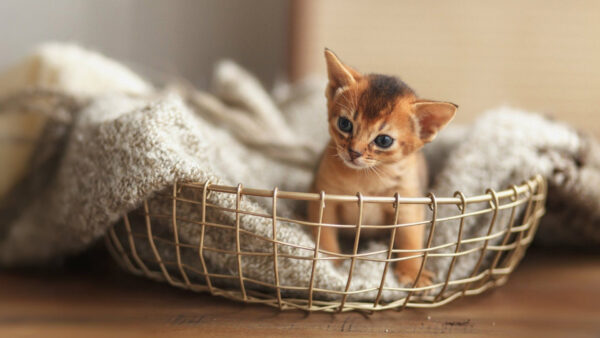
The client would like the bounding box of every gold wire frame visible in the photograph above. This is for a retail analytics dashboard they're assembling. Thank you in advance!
[105,175,546,313]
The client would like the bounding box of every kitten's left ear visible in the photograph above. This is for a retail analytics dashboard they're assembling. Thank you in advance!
[324,49,361,100]
[412,101,458,143]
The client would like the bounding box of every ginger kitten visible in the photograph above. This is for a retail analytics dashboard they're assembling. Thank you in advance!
[308,49,457,286]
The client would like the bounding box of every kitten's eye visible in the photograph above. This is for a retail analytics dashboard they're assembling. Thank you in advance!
[337,117,353,133]
[374,134,394,148]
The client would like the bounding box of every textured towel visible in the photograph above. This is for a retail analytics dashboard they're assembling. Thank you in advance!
[0,44,598,302]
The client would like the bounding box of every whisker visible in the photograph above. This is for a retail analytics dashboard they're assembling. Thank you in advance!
[351,86,358,111]
[335,100,354,113]
[341,93,356,112]
[369,164,386,184]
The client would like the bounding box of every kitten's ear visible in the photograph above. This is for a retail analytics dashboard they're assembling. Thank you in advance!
[413,101,458,142]
[324,49,360,100]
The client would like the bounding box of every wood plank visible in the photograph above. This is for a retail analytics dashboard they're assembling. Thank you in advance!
[0,250,598,337]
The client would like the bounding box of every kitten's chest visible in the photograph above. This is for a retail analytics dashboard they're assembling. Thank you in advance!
[326,163,409,227]
[338,202,392,226]
[327,162,409,196]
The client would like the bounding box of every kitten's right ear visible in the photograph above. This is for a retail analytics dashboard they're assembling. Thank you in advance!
[412,101,458,143]
[324,49,360,100]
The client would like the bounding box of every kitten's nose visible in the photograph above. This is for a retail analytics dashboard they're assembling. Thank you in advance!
[348,148,362,160]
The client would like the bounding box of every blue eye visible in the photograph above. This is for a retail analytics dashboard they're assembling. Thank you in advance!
[374,134,394,148]
[337,117,353,133]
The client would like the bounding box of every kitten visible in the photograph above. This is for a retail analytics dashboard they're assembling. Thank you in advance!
[308,49,457,286]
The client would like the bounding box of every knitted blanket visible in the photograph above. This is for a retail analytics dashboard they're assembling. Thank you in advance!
[1,44,598,301]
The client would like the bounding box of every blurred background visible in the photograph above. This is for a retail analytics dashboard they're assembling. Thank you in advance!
[0,0,290,89]
[1,0,599,135]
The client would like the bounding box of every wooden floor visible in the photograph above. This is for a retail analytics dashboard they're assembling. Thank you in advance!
[0,249,598,337]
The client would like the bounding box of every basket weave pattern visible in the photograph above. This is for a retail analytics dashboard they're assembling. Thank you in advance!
[106,175,546,312]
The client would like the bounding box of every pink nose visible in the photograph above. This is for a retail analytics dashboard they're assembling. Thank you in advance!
[348,149,362,160]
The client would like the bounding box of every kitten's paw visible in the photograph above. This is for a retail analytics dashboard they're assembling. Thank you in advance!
[332,257,344,267]
[394,265,434,289]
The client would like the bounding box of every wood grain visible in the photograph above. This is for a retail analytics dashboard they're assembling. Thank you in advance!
[0,250,598,337]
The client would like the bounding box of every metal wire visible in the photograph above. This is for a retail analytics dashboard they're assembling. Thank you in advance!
[105,175,546,313]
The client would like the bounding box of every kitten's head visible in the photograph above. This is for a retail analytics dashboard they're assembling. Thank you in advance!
[324,49,457,170]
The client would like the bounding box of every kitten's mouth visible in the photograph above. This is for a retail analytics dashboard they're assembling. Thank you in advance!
[338,151,374,170]
[343,160,371,170]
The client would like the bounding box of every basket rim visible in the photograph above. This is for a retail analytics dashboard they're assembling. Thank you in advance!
[107,174,547,312]
[177,175,544,205]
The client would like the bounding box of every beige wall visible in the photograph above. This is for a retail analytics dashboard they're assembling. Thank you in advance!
[293,0,600,136]
[0,0,290,88]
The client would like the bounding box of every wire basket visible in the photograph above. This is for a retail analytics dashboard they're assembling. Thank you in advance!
[105,175,546,313]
